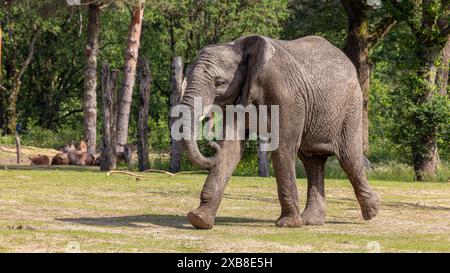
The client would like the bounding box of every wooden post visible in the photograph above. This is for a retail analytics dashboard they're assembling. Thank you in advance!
[169,56,184,173]
[137,58,152,171]
[15,132,21,165]
[100,64,119,171]
[258,137,270,177]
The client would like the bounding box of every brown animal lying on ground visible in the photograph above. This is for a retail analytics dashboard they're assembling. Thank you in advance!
[77,140,87,153]
[51,140,97,166]
[60,143,76,153]
[29,155,50,166]
[51,153,70,165]
[68,151,96,166]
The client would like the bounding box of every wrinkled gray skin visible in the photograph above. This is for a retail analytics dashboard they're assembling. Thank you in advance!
[181,35,380,229]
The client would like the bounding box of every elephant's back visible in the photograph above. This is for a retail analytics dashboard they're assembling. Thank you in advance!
[274,36,362,148]
[279,36,358,85]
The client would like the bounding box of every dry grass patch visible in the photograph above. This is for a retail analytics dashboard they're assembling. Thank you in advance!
[0,169,449,252]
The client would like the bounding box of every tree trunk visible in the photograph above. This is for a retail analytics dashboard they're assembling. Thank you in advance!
[6,27,38,134]
[169,56,184,173]
[116,4,144,147]
[7,81,20,134]
[83,4,101,155]
[137,58,152,172]
[0,26,2,81]
[412,47,441,181]
[345,34,371,156]
[100,64,119,172]
[341,1,396,156]
[438,39,449,96]
[258,138,270,177]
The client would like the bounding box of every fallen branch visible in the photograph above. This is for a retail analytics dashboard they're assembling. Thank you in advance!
[142,169,174,176]
[176,170,209,175]
[106,170,144,178]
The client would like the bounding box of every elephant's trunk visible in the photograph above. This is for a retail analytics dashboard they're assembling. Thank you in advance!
[180,94,221,170]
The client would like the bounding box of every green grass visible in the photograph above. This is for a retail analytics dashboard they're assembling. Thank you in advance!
[0,168,449,252]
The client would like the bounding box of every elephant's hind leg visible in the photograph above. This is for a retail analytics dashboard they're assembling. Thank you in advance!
[272,145,303,228]
[298,153,327,225]
[337,139,379,220]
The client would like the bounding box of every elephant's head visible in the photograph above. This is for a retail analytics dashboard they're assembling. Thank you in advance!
[180,35,275,169]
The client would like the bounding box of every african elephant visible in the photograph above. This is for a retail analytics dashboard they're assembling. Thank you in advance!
[180,35,380,229]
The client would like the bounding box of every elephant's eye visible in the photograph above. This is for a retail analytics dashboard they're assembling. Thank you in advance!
[215,80,226,88]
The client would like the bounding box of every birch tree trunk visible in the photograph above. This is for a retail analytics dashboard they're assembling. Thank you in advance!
[100,64,119,171]
[137,58,152,171]
[83,4,101,155]
[169,56,184,173]
[116,3,144,148]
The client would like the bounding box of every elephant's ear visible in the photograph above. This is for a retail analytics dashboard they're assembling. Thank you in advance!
[235,35,275,105]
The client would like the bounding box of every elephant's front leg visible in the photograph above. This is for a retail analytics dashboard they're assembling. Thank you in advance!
[272,144,303,228]
[187,140,245,229]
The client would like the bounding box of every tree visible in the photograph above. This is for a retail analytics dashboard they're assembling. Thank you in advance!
[387,0,450,180]
[169,56,184,173]
[340,0,397,155]
[137,58,152,171]
[100,63,119,171]
[116,0,145,147]
[83,3,101,154]
[6,26,39,135]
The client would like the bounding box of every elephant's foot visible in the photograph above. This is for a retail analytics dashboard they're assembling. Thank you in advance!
[358,191,380,220]
[301,206,325,225]
[275,214,303,228]
[187,207,215,229]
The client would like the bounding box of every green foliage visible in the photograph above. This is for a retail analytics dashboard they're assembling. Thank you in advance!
[20,121,82,149]
[1,0,449,176]
[282,0,347,45]
[234,140,259,176]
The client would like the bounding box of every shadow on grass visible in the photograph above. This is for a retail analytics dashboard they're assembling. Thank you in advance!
[383,201,450,211]
[57,214,273,229]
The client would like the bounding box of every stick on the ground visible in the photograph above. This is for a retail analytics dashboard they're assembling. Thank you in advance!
[106,170,144,178]
[176,170,209,175]
[142,169,175,176]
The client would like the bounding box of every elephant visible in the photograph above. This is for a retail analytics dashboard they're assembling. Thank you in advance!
[179,35,380,229]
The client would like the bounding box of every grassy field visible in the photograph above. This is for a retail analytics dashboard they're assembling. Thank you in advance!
[0,168,449,253]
